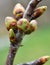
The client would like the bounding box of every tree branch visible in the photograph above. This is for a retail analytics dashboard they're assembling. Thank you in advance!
[6,31,24,65]
[5,0,49,65]
[17,56,50,65]
[23,0,42,21]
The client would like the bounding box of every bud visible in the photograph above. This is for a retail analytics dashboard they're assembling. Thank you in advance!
[5,16,17,31]
[30,20,37,31]
[40,56,50,64]
[13,3,25,20]
[31,6,47,20]
[17,56,50,65]
[9,29,16,43]
[25,20,37,34]
[17,18,30,32]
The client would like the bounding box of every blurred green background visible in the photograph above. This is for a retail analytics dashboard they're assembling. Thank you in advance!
[0,0,50,65]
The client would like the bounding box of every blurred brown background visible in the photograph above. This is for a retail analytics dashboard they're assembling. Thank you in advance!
[0,0,50,37]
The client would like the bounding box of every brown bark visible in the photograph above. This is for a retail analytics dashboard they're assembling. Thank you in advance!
[17,56,50,65]
[23,0,42,21]
[6,31,24,65]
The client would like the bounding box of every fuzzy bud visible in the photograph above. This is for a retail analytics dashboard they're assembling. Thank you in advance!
[31,6,47,20]
[25,20,37,34]
[13,3,25,20]
[39,56,50,64]
[9,29,16,43]
[17,18,30,32]
[5,16,17,31]
[30,20,37,30]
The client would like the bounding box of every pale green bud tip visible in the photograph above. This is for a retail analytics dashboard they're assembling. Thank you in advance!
[9,29,16,38]
[30,20,37,26]
[13,3,25,16]
[40,56,50,63]
[5,17,15,23]
[5,16,17,31]
[38,6,47,12]
[30,20,37,30]
[17,18,30,31]
[5,17,13,20]
[42,6,47,10]
[5,16,17,24]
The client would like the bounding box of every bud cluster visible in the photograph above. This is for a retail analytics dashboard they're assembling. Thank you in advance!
[5,3,47,43]
[5,1,50,65]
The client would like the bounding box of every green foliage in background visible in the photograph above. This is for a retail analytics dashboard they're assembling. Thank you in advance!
[0,27,50,65]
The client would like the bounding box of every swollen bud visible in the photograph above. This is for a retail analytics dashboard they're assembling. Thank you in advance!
[13,3,25,20]
[19,56,50,65]
[31,6,47,20]
[17,18,30,32]
[39,56,50,64]
[30,20,37,31]
[25,20,37,34]
[9,29,16,43]
[5,16,17,31]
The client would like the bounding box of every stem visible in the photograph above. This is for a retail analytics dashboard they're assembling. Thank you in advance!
[6,31,24,65]
[23,0,42,21]
[6,44,18,65]
[17,56,50,65]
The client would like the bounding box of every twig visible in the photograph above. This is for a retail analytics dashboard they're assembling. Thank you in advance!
[6,31,24,65]
[23,0,42,21]
[17,56,50,65]
[30,6,47,20]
